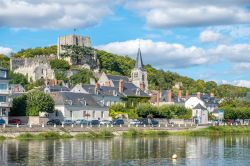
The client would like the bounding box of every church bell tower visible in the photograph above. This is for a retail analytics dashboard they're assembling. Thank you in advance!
[131,47,148,92]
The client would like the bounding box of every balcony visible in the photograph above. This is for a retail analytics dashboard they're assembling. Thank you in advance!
[0,102,11,107]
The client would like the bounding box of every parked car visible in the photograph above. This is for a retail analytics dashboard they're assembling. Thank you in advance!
[75,119,89,125]
[62,120,75,125]
[0,119,5,125]
[100,120,111,125]
[88,120,100,125]
[138,118,159,126]
[130,120,141,125]
[112,119,124,125]
[47,119,62,125]
[9,119,21,125]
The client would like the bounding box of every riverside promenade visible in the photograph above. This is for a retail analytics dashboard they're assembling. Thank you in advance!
[0,124,200,137]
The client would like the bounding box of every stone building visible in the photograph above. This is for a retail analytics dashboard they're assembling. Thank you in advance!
[57,34,99,71]
[10,55,56,82]
[57,34,91,57]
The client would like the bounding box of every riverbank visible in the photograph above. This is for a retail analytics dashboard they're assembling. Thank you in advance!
[1,126,250,139]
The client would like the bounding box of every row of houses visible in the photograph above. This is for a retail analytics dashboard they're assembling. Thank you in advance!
[0,47,223,124]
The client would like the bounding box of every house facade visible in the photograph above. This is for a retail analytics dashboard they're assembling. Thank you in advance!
[185,96,208,124]
[0,67,11,123]
[49,92,109,121]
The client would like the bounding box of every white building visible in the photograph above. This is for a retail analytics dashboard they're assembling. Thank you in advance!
[49,92,109,121]
[0,67,11,124]
[185,96,208,124]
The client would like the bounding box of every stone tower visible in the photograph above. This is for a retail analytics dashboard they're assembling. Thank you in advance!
[131,48,148,92]
[57,34,91,57]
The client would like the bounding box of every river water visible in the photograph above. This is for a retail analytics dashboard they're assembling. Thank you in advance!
[0,136,249,166]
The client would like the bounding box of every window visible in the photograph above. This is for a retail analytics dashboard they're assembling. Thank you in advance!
[0,70,6,78]
[101,111,104,118]
[142,74,145,81]
[133,72,138,78]
[92,111,95,118]
[83,111,86,117]
[0,84,7,91]
[70,110,73,118]
[55,111,59,117]
[2,108,6,116]
[0,96,7,102]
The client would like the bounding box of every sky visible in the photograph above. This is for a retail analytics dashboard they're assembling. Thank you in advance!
[0,0,250,87]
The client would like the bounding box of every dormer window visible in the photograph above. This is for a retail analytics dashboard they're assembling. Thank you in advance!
[80,99,87,106]
[65,100,72,105]
[136,88,140,96]
[113,90,117,96]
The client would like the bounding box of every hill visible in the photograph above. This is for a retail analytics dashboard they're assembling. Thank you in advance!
[1,46,249,97]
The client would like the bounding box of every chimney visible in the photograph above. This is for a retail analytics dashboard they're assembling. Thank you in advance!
[167,90,172,102]
[178,90,182,99]
[156,91,160,106]
[140,82,145,91]
[186,90,189,99]
[95,82,100,90]
[104,81,111,87]
[118,80,123,94]
[197,92,201,98]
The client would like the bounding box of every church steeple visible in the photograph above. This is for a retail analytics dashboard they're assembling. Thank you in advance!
[131,46,148,92]
[135,48,144,70]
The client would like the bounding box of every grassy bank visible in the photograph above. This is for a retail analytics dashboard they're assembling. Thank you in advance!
[171,126,250,136]
[16,132,72,140]
[2,126,250,140]
[75,129,114,139]
[122,128,169,137]
[122,126,250,137]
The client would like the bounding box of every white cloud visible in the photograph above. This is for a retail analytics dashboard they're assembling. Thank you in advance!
[199,30,223,43]
[234,80,250,88]
[210,44,250,63]
[95,39,250,69]
[0,46,12,55]
[233,63,250,73]
[0,0,117,29]
[125,0,250,28]
[217,80,250,88]
[95,39,212,68]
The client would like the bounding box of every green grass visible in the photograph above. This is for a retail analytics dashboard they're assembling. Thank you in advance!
[75,129,114,139]
[17,132,72,140]
[170,126,250,136]
[122,128,169,137]
[0,136,6,140]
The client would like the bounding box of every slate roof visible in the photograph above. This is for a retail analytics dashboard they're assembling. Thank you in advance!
[135,48,144,70]
[50,92,102,107]
[193,103,207,110]
[82,84,122,96]
[113,80,149,97]
[106,75,129,82]
[43,85,70,92]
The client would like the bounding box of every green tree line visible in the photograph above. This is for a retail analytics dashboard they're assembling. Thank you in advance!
[109,103,191,120]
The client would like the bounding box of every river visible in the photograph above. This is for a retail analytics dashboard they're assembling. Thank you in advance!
[0,136,249,165]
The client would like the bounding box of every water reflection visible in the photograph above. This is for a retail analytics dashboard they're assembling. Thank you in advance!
[0,136,250,165]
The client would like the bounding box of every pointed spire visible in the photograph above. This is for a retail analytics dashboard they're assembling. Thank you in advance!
[135,47,144,70]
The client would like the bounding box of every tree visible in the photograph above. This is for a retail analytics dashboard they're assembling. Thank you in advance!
[9,71,29,87]
[26,90,55,116]
[0,54,10,69]
[10,94,27,116]
[50,59,70,70]
[69,69,93,85]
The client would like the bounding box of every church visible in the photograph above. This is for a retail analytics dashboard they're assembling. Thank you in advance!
[98,47,149,97]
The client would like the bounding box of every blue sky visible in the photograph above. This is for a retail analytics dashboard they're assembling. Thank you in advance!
[0,0,250,87]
